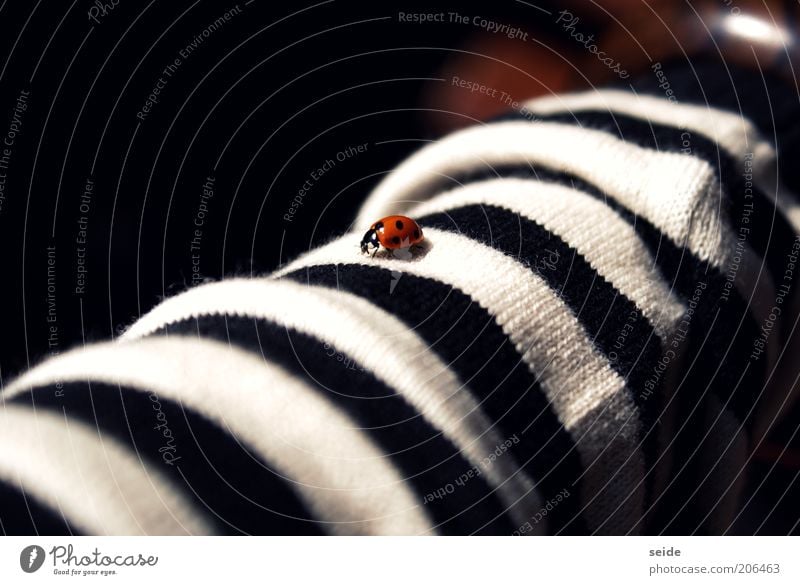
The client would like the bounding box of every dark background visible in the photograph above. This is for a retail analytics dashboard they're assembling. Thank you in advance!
[0,0,581,376]
[0,0,797,533]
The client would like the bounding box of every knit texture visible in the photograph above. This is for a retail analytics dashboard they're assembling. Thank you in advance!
[2,88,798,535]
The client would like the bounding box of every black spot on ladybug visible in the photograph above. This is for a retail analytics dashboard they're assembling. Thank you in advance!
[395,220,404,230]
[413,229,420,239]
[374,221,384,230]
[391,236,401,245]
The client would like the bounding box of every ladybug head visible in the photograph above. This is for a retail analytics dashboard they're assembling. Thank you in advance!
[360,228,380,254]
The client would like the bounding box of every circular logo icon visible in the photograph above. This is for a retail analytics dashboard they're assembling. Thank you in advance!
[19,545,45,573]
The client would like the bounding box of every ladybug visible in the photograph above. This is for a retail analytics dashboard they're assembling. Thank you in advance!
[360,215,424,256]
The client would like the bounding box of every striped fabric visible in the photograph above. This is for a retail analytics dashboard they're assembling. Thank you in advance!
[2,89,798,535]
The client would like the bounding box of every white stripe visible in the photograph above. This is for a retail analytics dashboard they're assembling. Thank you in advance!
[539,93,786,405]
[408,177,686,341]
[274,229,646,533]
[5,337,435,535]
[520,88,762,160]
[523,88,800,265]
[120,279,543,533]
[0,403,213,535]
[355,120,777,372]
[355,120,730,267]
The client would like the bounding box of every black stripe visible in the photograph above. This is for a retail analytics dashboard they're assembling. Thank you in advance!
[155,315,514,535]
[0,480,77,536]
[422,202,767,533]
[624,59,800,200]
[491,110,788,530]
[283,264,588,534]
[417,204,663,479]
[496,109,798,303]
[9,383,323,536]
[409,162,765,428]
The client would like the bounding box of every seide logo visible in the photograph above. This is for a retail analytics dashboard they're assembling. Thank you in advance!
[20,545,46,573]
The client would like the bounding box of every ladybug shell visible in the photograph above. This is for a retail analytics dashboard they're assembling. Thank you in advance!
[371,215,424,249]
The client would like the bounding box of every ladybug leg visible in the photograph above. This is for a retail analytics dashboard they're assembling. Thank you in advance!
[371,247,378,258]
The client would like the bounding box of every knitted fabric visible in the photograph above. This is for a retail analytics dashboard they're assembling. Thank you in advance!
[1,87,798,535]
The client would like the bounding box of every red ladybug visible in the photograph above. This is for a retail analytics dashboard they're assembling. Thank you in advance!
[360,215,424,256]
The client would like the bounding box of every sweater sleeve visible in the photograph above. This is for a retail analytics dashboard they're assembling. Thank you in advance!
[2,88,798,536]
